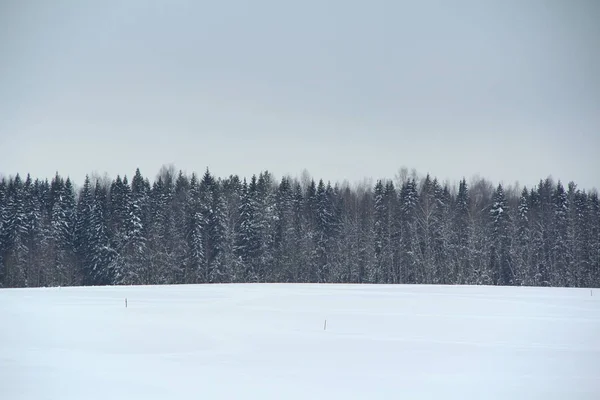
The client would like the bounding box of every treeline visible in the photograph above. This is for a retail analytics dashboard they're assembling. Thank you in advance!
[0,167,598,288]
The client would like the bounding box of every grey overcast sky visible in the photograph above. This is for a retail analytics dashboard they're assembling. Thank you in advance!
[1,0,599,190]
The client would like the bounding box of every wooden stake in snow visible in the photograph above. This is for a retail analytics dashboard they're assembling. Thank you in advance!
[324,319,327,331]
[125,298,128,308]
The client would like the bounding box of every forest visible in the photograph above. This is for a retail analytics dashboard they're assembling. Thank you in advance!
[0,166,598,288]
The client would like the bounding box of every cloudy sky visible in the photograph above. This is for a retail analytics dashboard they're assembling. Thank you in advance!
[1,0,599,190]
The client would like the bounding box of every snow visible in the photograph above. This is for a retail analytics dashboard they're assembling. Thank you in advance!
[1,284,599,399]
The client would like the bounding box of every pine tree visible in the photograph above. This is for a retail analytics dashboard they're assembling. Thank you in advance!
[3,175,28,287]
[108,176,134,284]
[431,183,452,284]
[416,175,438,283]
[147,177,171,284]
[315,180,336,283]
[116,171,149,286]
[272,177,295,281]
[90,181,115,285]
[45,175,78,286]
[0,178,7,286]
[372,180,396,283]
[75,175,95,284]
[538,179,555,285]
[235,178,261,282]
[168,171,190,284]
[399,179,419,284]
[515,187,531,285]
[551,182,569,286]
[332,185,361,283]
[489,184,513,286]
[304,179,319,282]
[382,181,400,284]
[357,186,375,283]
[373,180,386,283]
[589,192,600,287]
[451,178,471,284]
[469,178,495,285]
[291,181,310,282]
[255,171,276,281]
[33,179,52,287]
[564,182,579,286]
[107,176,129,252]
[570,189,590,286]
[22,174,44,287]
[220,175,243,282]
[203,171,227,283]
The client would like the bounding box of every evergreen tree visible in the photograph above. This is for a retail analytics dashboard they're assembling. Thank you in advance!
[235,178,261,282]
[147,176,176,284]
[469,178,495,285]
[383,181,400,284]
[589,192,600,286]
[202,170,227,283]
[22,175,44,286]
[291,181,310,282]
[254,171,276,281]
[357,186,375,283]
[220,175,243,282]
[44,175,78,286]
[373,180,386,283]
[116,171,149,285]
[431,183,451,284]
[372,180,396,283]
[314,180,336,283]
[399,179,419,284]
[529,179,554,286]
[170,171,190,284]
[551,182,569,286]
[515,187,531,285]
[75,175,94,284]
[272,177,295,281]
[489,184,513,286]
[451,178,471,284]
[3,175,28,287]
[0,178,7,286]
[303,179,319,282]
[33,179,52,287]
[90,181,115,285]
[185,173,204,283]
[333,185,361,283]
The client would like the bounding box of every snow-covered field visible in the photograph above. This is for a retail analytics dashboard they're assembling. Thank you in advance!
[1,284,599,399]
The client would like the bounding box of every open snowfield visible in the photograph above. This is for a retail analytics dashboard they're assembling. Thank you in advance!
[1,284,599,399]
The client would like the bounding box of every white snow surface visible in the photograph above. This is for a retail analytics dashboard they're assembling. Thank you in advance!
[1,284,599,399]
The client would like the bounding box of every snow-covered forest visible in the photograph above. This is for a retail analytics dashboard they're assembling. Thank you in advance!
[1,167,598,288]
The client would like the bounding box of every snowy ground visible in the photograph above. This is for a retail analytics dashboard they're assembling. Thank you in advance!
[1,284,599,399]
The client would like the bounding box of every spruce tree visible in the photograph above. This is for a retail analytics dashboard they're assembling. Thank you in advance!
[220,175,243,282]
[0,178,7,286]
[373,180,386,283]
[399,179,419,284]
[589,192,600,286]
[272,177,295,281]
[203,171,227,283]
[235,178,260,282]
[515,187,531,285]
[452,178,471,284]
[315,180,335,283]
[4,175,28,287]
[551,182,569,286]
[489,184,513,286]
